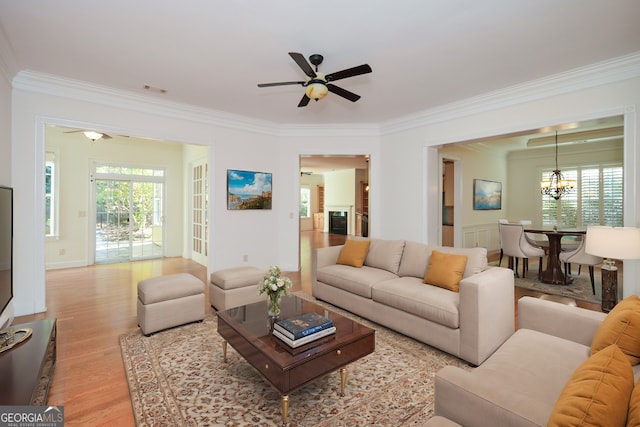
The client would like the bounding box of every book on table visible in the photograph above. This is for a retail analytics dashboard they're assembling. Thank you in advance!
[273,312,334,341]
[273,326,336,349]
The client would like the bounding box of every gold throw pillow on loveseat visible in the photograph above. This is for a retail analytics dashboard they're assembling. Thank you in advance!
[548,344,633,427]
[591,294,640,365]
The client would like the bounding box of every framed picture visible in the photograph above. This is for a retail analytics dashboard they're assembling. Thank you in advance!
[473,179,502,210]
[227,169,272,210]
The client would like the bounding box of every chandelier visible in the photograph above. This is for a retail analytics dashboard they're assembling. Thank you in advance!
[540,131,576,200]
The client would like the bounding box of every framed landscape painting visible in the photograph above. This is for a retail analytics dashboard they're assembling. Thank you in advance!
[227,169,272,210]
[473,179,502,210]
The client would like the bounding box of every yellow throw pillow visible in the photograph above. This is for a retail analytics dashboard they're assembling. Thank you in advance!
[336,239,371,268]
[627,379,640,427]
[548,344,634,427]
[423,250,468,292]
[591,295,640,365]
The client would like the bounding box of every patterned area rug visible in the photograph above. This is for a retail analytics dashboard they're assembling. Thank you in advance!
[120,296,469,426]
[491,260,602,304]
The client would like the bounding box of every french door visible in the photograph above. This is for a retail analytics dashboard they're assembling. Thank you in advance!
[191,160,208,266]
[93,165,165,263]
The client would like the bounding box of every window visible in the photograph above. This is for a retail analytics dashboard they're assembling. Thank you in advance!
[45,151,57,237]
[541,164,623,228]
[300,187,311,218]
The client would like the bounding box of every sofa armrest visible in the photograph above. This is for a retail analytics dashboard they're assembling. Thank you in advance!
[311,245,343,291]
[517,296,606,346]
[459,266,515,366]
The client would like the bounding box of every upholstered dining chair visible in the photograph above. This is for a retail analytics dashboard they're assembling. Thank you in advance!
[558,234,603,294]
[499,223,545,278]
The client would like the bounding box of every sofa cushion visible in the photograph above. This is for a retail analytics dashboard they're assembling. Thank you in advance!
[317,264,398,299]
[372,277,459,328]
[591,294,640,365]
[435,246,487,278]
[398,241,431,278]
[424,250,467,292]
[548,344,633,427]
[336,239,371,268]
[435,329,591,426]
[398,242,487,279]
[628,379,640,427]
[364,239,406,274]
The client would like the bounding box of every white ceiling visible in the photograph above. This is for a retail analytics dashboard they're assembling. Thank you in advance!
[1,0,639,127]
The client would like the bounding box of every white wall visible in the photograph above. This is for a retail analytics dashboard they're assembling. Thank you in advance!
[380,74,640,297]
[44,130,187,269]
[299,173,324,232]
[325,169,357,235]
[0,69,10,185]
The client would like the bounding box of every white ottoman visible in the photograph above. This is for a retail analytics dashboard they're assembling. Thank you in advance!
[209,266,266,311]
[137,273,205,335]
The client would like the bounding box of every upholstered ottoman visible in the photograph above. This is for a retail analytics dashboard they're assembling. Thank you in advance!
[137,273,205,335]
[209,266,266,311]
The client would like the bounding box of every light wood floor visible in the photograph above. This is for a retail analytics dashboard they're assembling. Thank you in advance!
[13,231,600,426]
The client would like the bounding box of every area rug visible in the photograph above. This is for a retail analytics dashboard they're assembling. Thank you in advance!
[120,297,469,426]
[491,260,603,304]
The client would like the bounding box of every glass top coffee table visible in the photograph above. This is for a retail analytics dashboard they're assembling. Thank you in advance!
[216,294,375,426]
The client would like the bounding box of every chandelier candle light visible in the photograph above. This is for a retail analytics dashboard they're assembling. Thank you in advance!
[257,266,292,317]
[540,131,576,200]
[585,226,640,312]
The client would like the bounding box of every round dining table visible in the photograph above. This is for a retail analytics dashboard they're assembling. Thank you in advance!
[524,228,586,284]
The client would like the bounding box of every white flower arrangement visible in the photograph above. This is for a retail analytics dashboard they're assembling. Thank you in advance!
[257,266,292,313]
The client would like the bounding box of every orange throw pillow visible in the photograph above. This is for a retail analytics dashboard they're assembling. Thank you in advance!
[628,379,640,427]
[336,239,371,268]
[548,344,633,427]
[591,295,640,365]
[423,250,467,292]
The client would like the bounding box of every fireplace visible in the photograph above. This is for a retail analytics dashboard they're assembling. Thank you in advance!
[329,211,348,235]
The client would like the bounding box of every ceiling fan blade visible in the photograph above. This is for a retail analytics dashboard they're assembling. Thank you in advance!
[327,84,361,102]
[297,94,311,107]
[289,52,316,78]
[257,81,305,87]
[325,64,372,82]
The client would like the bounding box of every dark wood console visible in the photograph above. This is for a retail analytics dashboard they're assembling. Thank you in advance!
[0,318,57,405]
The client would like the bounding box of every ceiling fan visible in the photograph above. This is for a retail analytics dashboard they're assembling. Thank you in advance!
[64,129,113,141]
[258,52,372,107]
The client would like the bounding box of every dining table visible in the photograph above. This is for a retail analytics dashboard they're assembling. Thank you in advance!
[524,228,586,285]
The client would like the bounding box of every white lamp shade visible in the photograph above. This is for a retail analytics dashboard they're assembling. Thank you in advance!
[585,226,640,260]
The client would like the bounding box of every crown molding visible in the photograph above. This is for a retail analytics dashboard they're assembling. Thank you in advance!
[9,51,640,138]
[380,51,640,135]
[11,70,282,136]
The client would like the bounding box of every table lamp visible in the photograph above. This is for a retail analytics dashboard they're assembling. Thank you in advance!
[585,226,640,312]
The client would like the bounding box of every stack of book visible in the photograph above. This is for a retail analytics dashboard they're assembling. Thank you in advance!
[273,312,335,350]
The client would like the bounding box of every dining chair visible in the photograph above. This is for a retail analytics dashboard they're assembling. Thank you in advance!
[498,219,509,267]
[499,223,545,278]
[558,235,602,294]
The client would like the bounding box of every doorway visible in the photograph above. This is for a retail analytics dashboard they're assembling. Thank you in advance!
[93,166,165,263]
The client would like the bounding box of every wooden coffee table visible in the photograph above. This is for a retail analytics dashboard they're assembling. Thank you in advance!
[216,295,375,426]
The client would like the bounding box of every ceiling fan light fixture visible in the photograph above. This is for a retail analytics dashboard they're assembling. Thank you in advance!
[305,82,328,100]
[83,131,104,142]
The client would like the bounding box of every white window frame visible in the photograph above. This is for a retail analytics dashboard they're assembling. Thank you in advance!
[45,150,59,238]
[300,187,311,218]
[541,163,623,228]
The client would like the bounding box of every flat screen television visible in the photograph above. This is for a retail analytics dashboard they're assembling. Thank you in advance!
[0,186,13,331]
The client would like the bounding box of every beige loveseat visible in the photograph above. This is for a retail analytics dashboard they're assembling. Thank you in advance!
[312,239,515,365]
[433,296,640,426]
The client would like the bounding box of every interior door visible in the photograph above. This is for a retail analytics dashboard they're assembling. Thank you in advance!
[191,160,208,266]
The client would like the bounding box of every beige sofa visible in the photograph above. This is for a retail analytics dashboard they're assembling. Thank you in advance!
[433,296,640,426]
[312,239,515,365]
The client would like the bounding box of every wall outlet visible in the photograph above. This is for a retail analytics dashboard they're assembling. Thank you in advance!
[59,248,65,255]
[243,254,248,262]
